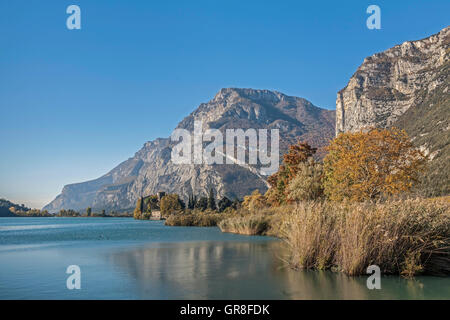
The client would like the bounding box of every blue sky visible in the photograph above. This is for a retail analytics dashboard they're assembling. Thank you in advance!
[0,0,449,208]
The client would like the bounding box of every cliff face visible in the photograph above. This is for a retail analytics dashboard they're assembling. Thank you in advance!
[44,88,335,212]
[336,26,450,196]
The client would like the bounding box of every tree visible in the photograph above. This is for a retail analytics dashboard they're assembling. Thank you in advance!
[207,188,216,210]
[86,207,92,217]
[266,141,317,206]
[323,128,426,201]
[195,197,208,211]
[146,195,160,211]
[286,158,324,202]
[242,190,266,212]
[218,196,233,212]
[160,194,184,216]
[133,197,143,219]
[101,209,106,217]
[187,194,194,210]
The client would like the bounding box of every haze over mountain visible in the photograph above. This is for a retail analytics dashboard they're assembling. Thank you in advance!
[337,26,449,196]
[44,88,335,212]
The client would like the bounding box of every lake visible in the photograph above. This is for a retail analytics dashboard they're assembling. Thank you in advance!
[0,217,448,299]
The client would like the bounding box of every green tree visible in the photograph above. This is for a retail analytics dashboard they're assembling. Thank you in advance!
[217,196,232,212]
[86,207,92,217]
[207,188,216,210]
[195,197,208,211]
[188,194,196,210]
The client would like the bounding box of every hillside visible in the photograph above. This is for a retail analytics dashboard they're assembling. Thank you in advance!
[0,199,29,217]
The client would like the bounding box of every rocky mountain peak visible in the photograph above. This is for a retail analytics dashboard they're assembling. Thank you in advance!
[336,26,449,134]
[336,26,449,196]
[44,88,335,213]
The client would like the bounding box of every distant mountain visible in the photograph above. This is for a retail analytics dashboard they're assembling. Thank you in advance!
[44,88,335,212]
[0,199,29,217]
[336,26,449,196]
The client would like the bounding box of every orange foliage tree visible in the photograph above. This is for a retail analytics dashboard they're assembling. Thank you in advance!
[242,190,267,212]
[323,128,426,201]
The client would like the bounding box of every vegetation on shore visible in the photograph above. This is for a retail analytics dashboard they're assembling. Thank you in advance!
[215,128,449,277]
[280,199,449,277]
[128,127,449,277]
[133,187,240,224]
[165,211,224,227]
[218,214,271,236]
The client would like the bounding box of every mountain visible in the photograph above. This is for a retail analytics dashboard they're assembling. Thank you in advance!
[44,88,335,213]
[336,26,449,196]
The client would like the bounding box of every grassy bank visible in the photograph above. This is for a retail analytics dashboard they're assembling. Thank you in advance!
[280,199,450,277]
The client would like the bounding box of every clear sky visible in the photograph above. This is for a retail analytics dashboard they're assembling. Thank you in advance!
[0,0,449,208]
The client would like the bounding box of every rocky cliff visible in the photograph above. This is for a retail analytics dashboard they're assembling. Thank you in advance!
[44,88,335,212]
[336,26,449,196]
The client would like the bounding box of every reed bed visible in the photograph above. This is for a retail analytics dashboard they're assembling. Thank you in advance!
[218,214,271,235]
[281,199,450,277]
[165,213,224,227]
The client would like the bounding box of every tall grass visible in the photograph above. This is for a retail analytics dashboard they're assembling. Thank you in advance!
[281,199,450,277]
[165,213,224,227]
[218,214,271,235]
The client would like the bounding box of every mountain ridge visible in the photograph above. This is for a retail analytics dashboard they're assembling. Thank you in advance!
[44,88,335,212]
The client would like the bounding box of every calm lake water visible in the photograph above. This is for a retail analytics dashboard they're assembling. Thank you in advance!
[0,217,448,299]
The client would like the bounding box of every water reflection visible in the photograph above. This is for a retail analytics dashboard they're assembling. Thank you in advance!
[105,241,450,299]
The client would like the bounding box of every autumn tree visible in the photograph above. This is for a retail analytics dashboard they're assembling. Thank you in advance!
[133,197,143,219]
[287,158,324,202]
[242,190,266,212]
[323,128,426,201]
[160,194,184,216]
[265,141,317,206]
